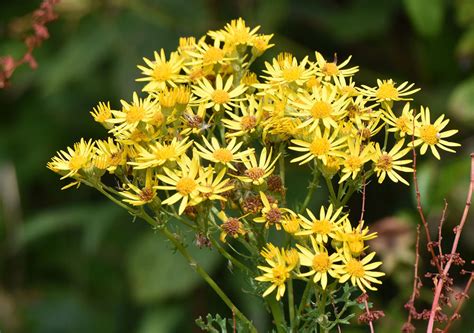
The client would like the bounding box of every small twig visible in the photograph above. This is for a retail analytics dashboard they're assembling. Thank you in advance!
[405,225,421,326]
[359,176,366,225]
[437,200,449,268]
[427,153,474,332]
[363,298,375,333]
[442,271,474,332]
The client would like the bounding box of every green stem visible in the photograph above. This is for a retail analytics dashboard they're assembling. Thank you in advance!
[209,237,252,275]
[296,280,313,328]
[324,176,339,207]
[267,297,286,333]
[300,165,319,213]
[288,278,295,331]
[318,287,328,333]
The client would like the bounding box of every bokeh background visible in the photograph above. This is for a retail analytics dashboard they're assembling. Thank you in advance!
[1,0,474,332]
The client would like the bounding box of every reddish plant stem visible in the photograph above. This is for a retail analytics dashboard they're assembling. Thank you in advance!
[437,200,448,269]
[363,298,375,333]
[406,225,421,326]
[411,124,442,273]
[359,176,366,224]
[442,272,473,332]
[427,154,474,332]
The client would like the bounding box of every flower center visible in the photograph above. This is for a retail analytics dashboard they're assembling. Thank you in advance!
[376,154,392,171]
[310,101,332,119]
[348,240,364,255]
[138,187,155,202]
[155,146,177,161]
[265,207,282,225]
[309,138,330,156]
[346,259,365,278]
[323,62,339,76]
[282,66,302,82]
[175,177,197,196]
[203,47,224,64]
[419,124,439,145]
[312,252,330,272]
[272,264,289,285]
[153,63,172,82]
[241,115,257,130]
[126,106,146,123]
[69,155,87,171]
[396,115,411,133]
[345,156,362,171]
[222,218,241,236]
[376,82,399,100]
[311,219,332,235]
[212,89,230,104]
[213,148,234,163]
[245,167,265,181]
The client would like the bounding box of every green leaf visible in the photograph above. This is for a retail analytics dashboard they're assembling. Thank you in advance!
[126,231,221,304]
[449,76,474,127]
[403,0,445,37]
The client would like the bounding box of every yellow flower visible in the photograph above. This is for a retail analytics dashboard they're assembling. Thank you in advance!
[192,74,247,112]
[199,167,234,202]
[339,139,373,183]
[186,38,235,67]
[361,79,420,102]
[251,34,274,56]
[314,52,358,81]
[157,154,209,214]
[137,49,185,92]
[94,138,126,173]
[337,250,385,292]
[47,138,94,180]
[290,127,346,165]
[382,102,416,137]
[281,211,302,234]
[256,244,293,300]
[297,237,342,289]
[261,54,315,87]
[129,137,193,169]
[119,169,158,206]
[107,92,158,136]
[254,192,290,230]
[413,106,460,160]
[372,140,413,185]
[290,83,349,131]
[194,136,252,171]
[216,210,246,242]
[333,219,377,256]
[90,101,113,127]
[208,18,260,48]
[296,204,346,243]
[234,147,279,185]
[222,97,263,138]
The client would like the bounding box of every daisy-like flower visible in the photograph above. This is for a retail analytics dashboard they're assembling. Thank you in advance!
[199,167,234,202]
[216,210,246,242]
[281,211,302,234]
[90,101,113,128]
[254,192,290,230]
[290,127,347,165]
[372,140,413,185]
[222,97,264,137]
[296,204,346,244]
[296,237,342,289]
[413,106,460,160]
[129,137,193,169]
[251,34,274,56]
[234,147,280,185]
[186,38,235,67]
[339,138,374,183]
[208,18,260,48]
[333,75,358,97]
[107,93,158,136]
[290,83,349,131]
[260,54,315,87]
[192,74,247,112]
[333,219,378,256]
[119,169,158,206]
[47,138,95,181]
[194,136,252,171]
[314,52,359,82]
[382,102,416,137]
[337,250,385,292]
[157,154,210,214]
[137,49,185,92]
[256,244,293,300]
[360,79,420,103]
[94,138,126,173]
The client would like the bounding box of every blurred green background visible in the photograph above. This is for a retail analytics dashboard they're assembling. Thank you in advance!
[1,0,473,332]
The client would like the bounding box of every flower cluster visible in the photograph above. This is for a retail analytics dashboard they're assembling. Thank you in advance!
[47,18,461,329]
